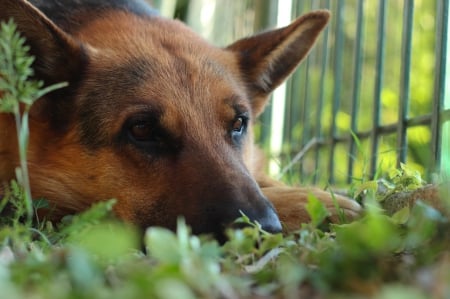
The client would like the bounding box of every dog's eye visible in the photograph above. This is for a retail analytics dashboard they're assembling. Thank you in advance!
[231,115,248,142]
[128,121,162,150]
[125,118,180,155]
[130,123,152,140]
[232,117,245,133]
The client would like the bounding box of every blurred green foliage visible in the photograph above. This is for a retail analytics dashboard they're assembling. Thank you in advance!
[282,0,438,185]
[1,172,449,298]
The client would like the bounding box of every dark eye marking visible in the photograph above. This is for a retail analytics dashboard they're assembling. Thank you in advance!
[128,120,159,145]
[122,111,178,155]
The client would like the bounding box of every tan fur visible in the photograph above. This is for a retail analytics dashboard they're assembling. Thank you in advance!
[0,0,361,237]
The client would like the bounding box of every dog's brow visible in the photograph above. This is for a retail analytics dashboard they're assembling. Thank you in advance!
[121,103,163,115]
[224,95,250,115]
[88,58,156,90]
[121,58,159,83]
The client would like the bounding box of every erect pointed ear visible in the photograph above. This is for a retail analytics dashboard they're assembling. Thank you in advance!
[227,10,330,116]
[0,0,86,85]
[0,0,88,123]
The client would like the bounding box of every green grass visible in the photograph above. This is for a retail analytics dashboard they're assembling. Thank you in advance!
[1,20,450,299]
[0,178,449,299]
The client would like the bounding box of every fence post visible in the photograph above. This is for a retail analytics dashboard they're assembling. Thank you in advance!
[254,0,279,147]
[396,1,414,167]
[313,0,331,184]
[432,0,450,175]
[347,1,365,183]
[269,0,293,175]
[328,0,344,184]
[370,0,387,178]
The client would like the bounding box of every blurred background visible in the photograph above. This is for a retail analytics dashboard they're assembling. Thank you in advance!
[150,0,450,187]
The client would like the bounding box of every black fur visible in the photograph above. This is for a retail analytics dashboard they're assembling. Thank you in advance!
[29,0,157,31]
[78,58,157,149]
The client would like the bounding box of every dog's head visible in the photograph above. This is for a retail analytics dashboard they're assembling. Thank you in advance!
[0,0,329,238]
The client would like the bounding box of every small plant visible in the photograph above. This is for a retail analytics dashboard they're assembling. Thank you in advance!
[0,19,66,222]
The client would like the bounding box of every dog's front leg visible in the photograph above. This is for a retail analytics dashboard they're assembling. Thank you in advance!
[260,181,362,232]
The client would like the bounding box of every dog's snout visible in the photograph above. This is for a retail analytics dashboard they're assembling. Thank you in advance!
[175,150,282,238]
[237,200,282,234]
[188,181,283,240]
[214,187,282,236]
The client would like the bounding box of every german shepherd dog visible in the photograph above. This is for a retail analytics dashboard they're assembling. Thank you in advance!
[0,0,361,239]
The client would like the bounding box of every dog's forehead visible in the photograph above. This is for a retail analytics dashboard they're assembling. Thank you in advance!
[79,11,234,68]
[82,12,250,106]
[81,11,245,101]
[77,12,251,147]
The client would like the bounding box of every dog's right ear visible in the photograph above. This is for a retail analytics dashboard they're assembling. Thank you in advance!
[0,0,86,88]
[227,11,330,117]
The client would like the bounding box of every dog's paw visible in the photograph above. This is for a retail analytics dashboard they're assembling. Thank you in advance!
[262,186,362,232]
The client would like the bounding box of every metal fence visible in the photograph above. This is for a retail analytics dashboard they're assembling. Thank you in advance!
[266,0,450,186]
[162,0,450,186]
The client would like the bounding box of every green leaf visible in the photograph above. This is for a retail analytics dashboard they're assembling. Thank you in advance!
[354,180,379,198]
[73,222,139,262]
[145,227,181,264]
[155,279,197,299]
[391,206,410,225]
[32,198,49,209]
[58,199,116,239]
[306,194,329,227]
[332,205,401,255]
[66,248,101,290]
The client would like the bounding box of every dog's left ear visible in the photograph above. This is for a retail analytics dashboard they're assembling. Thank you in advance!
[227,10,330,116]
[0,0,87,124]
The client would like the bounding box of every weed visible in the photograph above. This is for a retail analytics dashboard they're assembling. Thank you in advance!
[0,19,66,222]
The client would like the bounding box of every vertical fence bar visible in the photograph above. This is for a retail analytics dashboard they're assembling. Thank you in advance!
[283,67,294,147]
[313,0,330,184]
[299,0,313,157]
[442,1,450,176]
[285,1,305,163]
[370,0,387,178]
[254,0,278,146]
[300,56,312,179]
[269,0,293,175]
[328,0,344,184]
[396,0,414,166]
[282,0,298,149]
[431,0,449,173]
[347,0,365,183]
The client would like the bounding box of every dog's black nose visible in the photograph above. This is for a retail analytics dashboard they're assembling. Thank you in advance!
[198,192,283,242]
[258,206,282,233]
[236,201,282,234]
[217,203,281,244]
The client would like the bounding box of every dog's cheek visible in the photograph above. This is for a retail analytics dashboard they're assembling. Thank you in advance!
[100,154,177,227]
[124,194,180,230]
[26,141,139,217]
